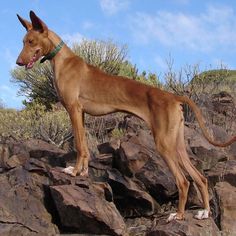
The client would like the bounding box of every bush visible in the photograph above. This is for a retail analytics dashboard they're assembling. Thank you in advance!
[72,39,128,76]
[0,103,122,150]
[0,104,72,148]
[163,58,236,123]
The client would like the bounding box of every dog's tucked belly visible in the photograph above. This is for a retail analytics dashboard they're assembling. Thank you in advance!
[80,99,116,116]
[80,98,150,126]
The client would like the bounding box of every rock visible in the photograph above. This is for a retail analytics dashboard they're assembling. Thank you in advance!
[211,92,236,130]
[1,139,29,159]
[184,125,233,172]
[96,153,114,166]
[147,211,220,236]
[200,92,236,137]
[0,143,28,170]
[215,182,236,234]
[0,139,66,171]
[0,113,235,236]
[24,139,66,167]
[191,146,227,170]
[118,115,147,135]
[116,135,150,176]
[49,167,75,185]
[98,139,121,155]
[136,156,177,203]
[5,154,23,169]
[50,181,126,236]
[108,169,156,217]
[184,125,215,151]
[0,166,58,235]
[207,160,236,187]
[126,216,155,235]
[113,130,177,203]
[117,130,156,175]
[229,143,236,159]
[186,181,203,208]
[24,158,50,175]
[0,144,10,168]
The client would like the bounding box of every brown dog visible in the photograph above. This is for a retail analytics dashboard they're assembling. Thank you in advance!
[16,11,236,221]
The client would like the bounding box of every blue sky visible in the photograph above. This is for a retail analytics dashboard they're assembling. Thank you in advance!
[1,0,236,108]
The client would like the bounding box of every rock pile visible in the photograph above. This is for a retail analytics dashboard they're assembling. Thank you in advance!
[0,119,235,235]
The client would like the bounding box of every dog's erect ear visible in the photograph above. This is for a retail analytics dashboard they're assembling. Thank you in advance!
[29,11,48,34]
[17,14,32,31]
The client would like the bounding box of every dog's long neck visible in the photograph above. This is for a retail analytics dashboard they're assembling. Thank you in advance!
[47,30,74,72]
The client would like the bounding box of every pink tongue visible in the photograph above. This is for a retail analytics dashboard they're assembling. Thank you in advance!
[26,55,36,69]
[26,62,34,69]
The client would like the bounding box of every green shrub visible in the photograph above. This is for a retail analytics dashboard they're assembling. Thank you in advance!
[111,128,125,139]
[0,104,72,148]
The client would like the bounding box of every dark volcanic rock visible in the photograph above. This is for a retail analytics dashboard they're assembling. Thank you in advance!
[215,182,236,233]
[114,130,177,203]
[207,160,236,187]
[184,125,226,170]
[147,211,220,236]
[50,181,126,236]
[24,139,66,167]
[0,143,28,170]
[108,169,156,217]
[0,166,58,236]
[0,113,235,236]
[115,130,155,176]
[191,146,227,170]
[135,156,177,203]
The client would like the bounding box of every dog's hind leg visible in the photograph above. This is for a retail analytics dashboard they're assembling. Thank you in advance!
[176,122,210,219]
[151,104,190,222]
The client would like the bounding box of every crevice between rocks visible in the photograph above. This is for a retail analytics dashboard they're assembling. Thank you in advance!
[0,220,38,234]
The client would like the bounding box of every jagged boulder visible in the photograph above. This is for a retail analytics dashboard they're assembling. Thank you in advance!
[215,182,236,234]
[147,211,220,236]
[107,168,156,217]
[207,160,236,187]
[50,180,126,236]
[0,166,58,236]
[113,130,177,203]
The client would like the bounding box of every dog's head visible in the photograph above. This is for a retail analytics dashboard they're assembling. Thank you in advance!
[16,11,53,69]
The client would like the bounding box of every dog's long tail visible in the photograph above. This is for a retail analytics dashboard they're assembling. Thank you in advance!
[177,95,236,147]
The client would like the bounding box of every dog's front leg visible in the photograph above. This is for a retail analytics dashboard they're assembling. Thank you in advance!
[63,104,89,177]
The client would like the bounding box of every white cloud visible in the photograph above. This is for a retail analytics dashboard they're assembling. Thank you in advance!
[129,4,236,52]
[100,0,130,15]
[62,32,83,47]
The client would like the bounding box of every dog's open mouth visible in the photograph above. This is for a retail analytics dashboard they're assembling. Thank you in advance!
[25,50,40,70]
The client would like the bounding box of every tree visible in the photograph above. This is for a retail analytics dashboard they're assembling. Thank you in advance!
[11,39,128,109]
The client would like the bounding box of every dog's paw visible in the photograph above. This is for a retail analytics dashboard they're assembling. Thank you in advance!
[80,168,88,177]
[167,213,178,222]
[194,209,209,220]
[62,166,75,176]
[167,212,185,222]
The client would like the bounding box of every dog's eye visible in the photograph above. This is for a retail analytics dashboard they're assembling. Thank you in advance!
[28,39,34,44]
